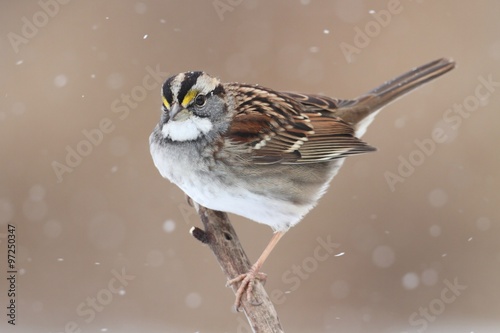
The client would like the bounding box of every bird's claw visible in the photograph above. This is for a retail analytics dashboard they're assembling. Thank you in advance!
[227,269,267,311]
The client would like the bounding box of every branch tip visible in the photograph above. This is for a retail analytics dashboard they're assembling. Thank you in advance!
[190,226,210,244]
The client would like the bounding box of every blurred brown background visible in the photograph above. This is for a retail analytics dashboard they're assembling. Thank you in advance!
[0,1,499,332]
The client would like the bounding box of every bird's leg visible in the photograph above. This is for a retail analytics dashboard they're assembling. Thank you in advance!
[226,231,285,310]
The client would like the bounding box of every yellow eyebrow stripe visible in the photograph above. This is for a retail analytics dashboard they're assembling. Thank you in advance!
[162,96,170,110]
[181,89,198,107]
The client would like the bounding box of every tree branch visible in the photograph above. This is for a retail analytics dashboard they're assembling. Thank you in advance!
[191,203,284,333]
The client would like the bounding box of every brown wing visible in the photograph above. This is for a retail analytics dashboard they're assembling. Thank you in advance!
[280,91,353,112]
[225,84,375,165]
[281,91,366,123]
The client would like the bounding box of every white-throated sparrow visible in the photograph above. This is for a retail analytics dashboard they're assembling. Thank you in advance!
[150,58,455,309]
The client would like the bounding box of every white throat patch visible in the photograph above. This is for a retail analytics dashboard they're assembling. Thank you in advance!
[162,116,213,141]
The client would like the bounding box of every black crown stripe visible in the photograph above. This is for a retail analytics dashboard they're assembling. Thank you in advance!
[162,76,175,107]
[177,71,204,105]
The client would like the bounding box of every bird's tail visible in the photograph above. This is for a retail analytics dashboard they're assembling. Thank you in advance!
[335,58,455,134]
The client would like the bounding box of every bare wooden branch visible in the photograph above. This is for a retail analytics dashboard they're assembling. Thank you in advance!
[191,204,284,333]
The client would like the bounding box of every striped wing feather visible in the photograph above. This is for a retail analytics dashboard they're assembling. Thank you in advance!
[226,84,375,165]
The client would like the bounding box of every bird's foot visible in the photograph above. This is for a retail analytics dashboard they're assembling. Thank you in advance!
[226,266,267,311]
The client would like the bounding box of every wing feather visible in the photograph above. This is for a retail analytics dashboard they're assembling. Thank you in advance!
[225,84,375,165]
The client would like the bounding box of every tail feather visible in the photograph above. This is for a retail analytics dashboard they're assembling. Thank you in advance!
[335,58,456,129]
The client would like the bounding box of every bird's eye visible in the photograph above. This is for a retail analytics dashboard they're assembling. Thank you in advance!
[194,94,207,107]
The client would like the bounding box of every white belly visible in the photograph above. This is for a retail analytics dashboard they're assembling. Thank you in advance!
[150,139,311,231]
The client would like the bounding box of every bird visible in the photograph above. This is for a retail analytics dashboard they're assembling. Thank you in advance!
[149,58,455,309]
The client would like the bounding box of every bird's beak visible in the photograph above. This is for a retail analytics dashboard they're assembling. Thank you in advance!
[169,104,191,122]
